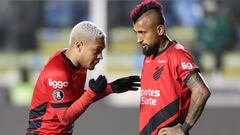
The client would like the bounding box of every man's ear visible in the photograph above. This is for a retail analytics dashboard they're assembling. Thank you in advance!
[156,25,164,36]
[75,41,84,52]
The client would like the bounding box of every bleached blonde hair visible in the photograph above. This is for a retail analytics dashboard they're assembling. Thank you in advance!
[69,21,106,45]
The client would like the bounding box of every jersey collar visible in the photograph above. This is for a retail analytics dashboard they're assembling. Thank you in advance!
[61,49,80,71]
[156,40,177,57]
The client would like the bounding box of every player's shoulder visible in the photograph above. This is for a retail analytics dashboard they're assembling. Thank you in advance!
[168,41,187,52]
[42,50,70,78]
[48,49,65,63]
[167,41,191,57]
[45,49,66,68]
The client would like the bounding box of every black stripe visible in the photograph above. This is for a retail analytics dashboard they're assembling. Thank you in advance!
[27,119,42,134]
[155,119,180,135]
[184,70,199,84]
[140,98,179,135]
[29,102,48,119]
[50,101,73,108]
[164,119,181,127]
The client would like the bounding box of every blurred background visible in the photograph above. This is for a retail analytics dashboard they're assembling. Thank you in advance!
[0,0,240,135]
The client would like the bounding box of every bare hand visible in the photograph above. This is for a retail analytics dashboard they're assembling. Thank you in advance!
[158,124,185,135]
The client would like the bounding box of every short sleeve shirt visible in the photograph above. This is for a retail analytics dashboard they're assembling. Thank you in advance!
[139,41,199,135]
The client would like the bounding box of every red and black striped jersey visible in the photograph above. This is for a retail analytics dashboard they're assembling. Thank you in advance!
[26,49,103,135]
[139,41,199,135]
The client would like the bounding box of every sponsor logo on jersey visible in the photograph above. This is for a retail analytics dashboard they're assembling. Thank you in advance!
[181,62,193,70]
[53,90,64,101]
[145,59,151,63]
[153,66,164,80]
[48,78,68,89]
[157,59,166,64]
[140,89,160,106]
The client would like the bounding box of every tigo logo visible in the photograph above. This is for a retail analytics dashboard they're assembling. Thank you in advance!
[181,62,193,70]
[48,78,68,89]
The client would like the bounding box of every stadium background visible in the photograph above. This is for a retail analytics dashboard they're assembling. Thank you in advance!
[0,0,239,135]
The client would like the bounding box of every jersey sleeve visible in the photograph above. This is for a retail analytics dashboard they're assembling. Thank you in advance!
[44,70,73,108]
[174,48,200,84]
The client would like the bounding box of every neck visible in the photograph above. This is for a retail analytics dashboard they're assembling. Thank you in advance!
[158,35,170,52]
[65,48,80,68]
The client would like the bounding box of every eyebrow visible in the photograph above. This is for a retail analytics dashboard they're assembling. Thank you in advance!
[133,27,146,32]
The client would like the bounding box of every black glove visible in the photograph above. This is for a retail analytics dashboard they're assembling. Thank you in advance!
[110,75,140,93]
[89,75,107,93]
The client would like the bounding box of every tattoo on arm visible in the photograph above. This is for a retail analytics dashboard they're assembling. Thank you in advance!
[185,72,211,127]
[187,72,206,90]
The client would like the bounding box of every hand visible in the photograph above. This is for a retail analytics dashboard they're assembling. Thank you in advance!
[110,75,140,93]
[158,124,185,135]
[89,75,107,93]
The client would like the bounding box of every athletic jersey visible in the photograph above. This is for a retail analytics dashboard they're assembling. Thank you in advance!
[26,49,110,135]
[139,41,199,135]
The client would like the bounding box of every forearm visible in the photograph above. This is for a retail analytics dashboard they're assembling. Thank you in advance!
[184,88,210,126]
[183,72,211,132]
[57,88,97,125]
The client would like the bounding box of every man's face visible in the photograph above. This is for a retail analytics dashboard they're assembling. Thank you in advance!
[80,37,105,70]
[133,16,160,56]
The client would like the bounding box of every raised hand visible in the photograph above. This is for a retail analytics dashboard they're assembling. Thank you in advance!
[89,75,107,93]
[110,75,140,93]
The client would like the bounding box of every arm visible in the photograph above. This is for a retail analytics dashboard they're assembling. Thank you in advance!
[53,75,140,126]
[52,75,107,126]
[158,72,210,135]
[53,88,97,125]
[182,72,211,132]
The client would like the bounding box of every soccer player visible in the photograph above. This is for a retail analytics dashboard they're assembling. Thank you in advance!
[130,0,211,135]
[26,21,140,135]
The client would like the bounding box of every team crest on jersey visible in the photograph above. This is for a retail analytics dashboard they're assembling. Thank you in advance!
[153,66,164,80]
[53,90,64,101]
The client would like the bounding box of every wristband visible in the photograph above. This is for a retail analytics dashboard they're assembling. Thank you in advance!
[182,122,192,133]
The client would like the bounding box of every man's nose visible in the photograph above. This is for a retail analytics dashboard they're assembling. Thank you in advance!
[97,53,103,60]
[137,35,143,44]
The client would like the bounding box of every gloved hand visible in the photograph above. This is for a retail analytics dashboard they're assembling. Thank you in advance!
[89,75,107,93]
[110,75,140,93]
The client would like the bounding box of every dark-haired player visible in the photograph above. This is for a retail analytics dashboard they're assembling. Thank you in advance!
[130,0,210,135]
[26,21,140,135]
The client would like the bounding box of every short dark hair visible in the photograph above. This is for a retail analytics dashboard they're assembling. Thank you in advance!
[130,0,165,24]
